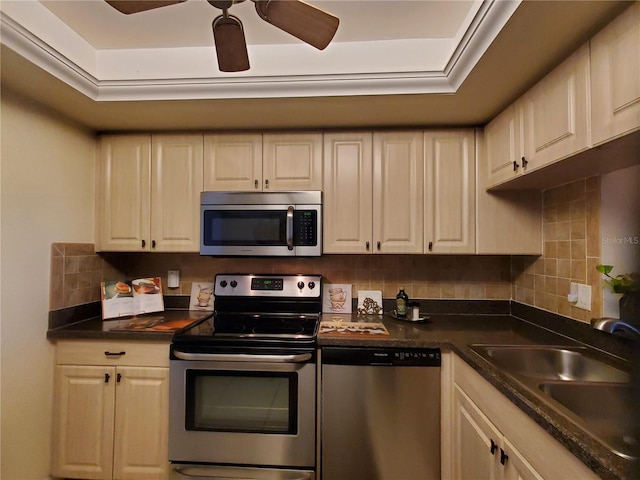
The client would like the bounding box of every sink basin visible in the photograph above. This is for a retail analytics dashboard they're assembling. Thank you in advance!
[470,345,630,383]
[539,382,637,459]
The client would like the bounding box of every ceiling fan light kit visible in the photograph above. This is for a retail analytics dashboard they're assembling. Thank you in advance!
[105,0,339,73]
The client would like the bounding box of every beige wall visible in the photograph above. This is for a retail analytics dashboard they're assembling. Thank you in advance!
[1,91,95,479]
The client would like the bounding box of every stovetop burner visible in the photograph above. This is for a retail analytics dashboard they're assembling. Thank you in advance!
[172,274,323,348]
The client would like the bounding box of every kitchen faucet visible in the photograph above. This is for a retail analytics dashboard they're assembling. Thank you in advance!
[591,318,640,339]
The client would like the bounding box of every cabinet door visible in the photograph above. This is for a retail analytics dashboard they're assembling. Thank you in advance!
[484,104,522,189]
[520,43,591,172]
[452,385,501,480]
[373,131,424,253]
[51,365,116,480]
[203,134,263,191]
[262,133,323,191]
[424,131,475,254]
[590,2,640,145]
[502,438,544,480]
[323,132,373,253]
[96,135,151,252]
[151,134,203,252]
[113,367,169,480]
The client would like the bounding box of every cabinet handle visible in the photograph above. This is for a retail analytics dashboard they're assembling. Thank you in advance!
[500,448,509,465]
[117,373,122,383]
[377,241,381,250]
[490,439,498,455]
[104,373,110,383]
[254,179,259,188]
[366,241,370,251]
[265,179,269,189]
[521,156,528,168]
[512,160,520,171]
[152,240,156,249]
[428,241,433,251]
[141,239,146,248]
[104,351,126,357]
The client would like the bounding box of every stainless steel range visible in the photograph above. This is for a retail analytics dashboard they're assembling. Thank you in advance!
[169,273,322,480]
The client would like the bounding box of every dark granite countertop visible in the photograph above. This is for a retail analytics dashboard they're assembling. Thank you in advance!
[46,298,638,479]
[318,303,639,480]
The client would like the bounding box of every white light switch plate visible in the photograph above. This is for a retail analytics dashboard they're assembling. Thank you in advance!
[575,283,591,311]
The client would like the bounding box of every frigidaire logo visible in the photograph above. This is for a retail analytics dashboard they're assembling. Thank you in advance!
[602,236,640,244]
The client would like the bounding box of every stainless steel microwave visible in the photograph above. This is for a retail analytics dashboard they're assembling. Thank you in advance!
[200,191,322,256]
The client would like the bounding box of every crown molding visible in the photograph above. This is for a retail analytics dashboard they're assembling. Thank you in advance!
[1,0,520,102]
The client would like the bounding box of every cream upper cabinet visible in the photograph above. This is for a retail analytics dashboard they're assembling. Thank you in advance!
[323,132,373,254]
[424,130,475,254]
[484,104,523,189]
[590,2,640,146]
[151,134,203,252]
[262,132,323,191]
[204,133,322,191]
[203,134,263,191]
[96,134,203,252]
[323,131,423,254]
[520,43,591,172]
[373,131,424,254]
[96,135,151,252]
[445,353,599,480]
[51,341,170,480]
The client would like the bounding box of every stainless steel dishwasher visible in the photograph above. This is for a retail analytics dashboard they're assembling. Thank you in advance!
[321,346,441,480]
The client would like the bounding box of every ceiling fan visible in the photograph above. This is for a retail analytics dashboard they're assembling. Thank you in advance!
[105,0,340,72]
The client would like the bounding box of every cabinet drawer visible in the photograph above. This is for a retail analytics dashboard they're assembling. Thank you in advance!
[56,340,170,367]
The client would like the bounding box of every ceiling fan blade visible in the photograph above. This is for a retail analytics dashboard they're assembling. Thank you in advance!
[213,15,250,72]
[106,1,186,15]
[254,0,339,50]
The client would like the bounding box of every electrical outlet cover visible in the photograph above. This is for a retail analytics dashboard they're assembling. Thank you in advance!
[575,284,592,311]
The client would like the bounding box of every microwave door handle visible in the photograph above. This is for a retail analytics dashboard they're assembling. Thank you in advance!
[173,351,312,363]
[286,206,294,250]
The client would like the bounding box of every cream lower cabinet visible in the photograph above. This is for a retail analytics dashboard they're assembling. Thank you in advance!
[443,352,599,480]
[590,2,640,146]
[96,134,203,252]
[51,341,170,480]
[323,131,423,254]
[424,130,475,254]
[203,132,322,191]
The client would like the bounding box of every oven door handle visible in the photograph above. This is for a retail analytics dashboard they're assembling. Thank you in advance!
[173,351,312,363]
[286,206,294,250]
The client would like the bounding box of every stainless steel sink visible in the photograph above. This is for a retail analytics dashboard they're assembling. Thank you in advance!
[539,382,637,459]
[470,344,630,383]
[469,344,635,459]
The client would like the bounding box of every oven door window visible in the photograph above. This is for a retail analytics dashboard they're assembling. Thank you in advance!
[203,210,287,246]
[185,370,298,434]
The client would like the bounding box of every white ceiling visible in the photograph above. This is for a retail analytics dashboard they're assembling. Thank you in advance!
[0,0,633,131]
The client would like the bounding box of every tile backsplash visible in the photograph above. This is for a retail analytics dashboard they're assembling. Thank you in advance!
[50,176,603,324]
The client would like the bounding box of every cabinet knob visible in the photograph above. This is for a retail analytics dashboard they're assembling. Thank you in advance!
[104,373,110,383]
[377,241,381,250]
[500,448,509,465]
[141,239,146,248]
[265,179,269,189]
[521,156,528,168]
[513,160,520,171]
[428,241,433,251]
[152,240,156,249]
[254,179,259,189]
[490,439,498,455]
[366,241,370,251]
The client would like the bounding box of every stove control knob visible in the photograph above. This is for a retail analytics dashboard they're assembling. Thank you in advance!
[308,281,316,290]
[230,280,238,288]
[297,281,305,290]
[219,280,228,288]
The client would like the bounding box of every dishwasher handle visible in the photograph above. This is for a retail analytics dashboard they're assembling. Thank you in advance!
[173,350,312,363]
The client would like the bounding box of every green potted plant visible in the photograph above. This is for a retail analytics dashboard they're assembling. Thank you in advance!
[596,264,640,325]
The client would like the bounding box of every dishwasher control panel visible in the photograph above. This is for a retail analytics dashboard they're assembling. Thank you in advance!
[321,347,441,366]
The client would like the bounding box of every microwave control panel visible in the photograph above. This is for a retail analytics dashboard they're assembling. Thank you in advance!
[294,210,318,246]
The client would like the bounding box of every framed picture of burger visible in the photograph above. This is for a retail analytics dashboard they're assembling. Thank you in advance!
[322,284,352,313]
[101,277,164,319]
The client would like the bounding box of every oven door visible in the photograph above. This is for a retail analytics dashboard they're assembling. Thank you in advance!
[169,349,316,469]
